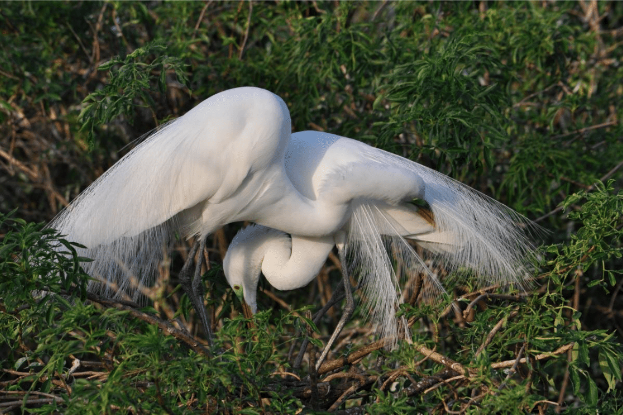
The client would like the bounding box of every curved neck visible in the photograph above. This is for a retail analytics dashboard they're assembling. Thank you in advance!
[248,168,349,237]
[262,234,334,291]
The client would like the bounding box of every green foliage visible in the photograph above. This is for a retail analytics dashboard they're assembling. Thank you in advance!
[0,210,305,413]
[79,42,189,148]
[1,1,623,413]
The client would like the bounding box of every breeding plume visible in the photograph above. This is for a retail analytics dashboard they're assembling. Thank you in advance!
[50,87,537,351]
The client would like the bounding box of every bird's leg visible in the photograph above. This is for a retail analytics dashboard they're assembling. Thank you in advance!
[179,237,214,348]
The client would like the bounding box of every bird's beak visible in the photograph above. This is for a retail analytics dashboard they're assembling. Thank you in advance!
[232,283,258,319]
[241,301,254,319]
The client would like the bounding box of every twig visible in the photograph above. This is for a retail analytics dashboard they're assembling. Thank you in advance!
[318,339,387,375]
[192,1,213,39]
[463,294,525,320]
[238,1,253,60]
[0,398,62,409]
[497,343,526,391]
[475,309,520,357]
[535,159,623,222]
[490,343,574,369]
[318,339,472,378]
[66,23,92,62]
[370,0,389,22]
[328,382,362,412]
[86,292,212,358]
[512,82,560,107]
[308,310,320,410]
[89,3,107,67]
[269,371,300,381]
[414,343,473,377]
[260,287,292,312]
[404,368,460,397]
[323,371,366,384]
[422,375,466,395]
[0,390,64,401]
[0,147,39,180]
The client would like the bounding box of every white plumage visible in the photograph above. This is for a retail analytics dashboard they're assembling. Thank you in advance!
[223,131,537,343]
[50,86,537,347]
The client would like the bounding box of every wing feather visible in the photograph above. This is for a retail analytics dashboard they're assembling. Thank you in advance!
[49,87,290,301]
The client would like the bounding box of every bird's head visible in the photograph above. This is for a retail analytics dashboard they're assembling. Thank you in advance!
[223,224,289,314]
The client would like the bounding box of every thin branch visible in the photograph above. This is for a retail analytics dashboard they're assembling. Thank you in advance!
[553,121,616,139]
[0,147,39,180]
[490,343,574,369]
[318,339,472,377]
[238,1,253,60]
[535,159,623,222]
[86,293,212,359]
[192,1,213,39]
[463,294,525,320]
[475,309,520,357]
[370,0,388,22]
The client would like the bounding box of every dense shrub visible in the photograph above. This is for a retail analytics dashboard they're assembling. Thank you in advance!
[1,1,622,413]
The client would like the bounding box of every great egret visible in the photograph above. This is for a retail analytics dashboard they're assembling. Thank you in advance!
[222,131,538,365]
[49,87,537,351]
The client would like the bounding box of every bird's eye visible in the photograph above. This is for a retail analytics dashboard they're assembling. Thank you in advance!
[233,285,240,290]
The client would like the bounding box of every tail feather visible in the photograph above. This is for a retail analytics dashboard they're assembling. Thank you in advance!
[344,202,447,346]
[376,149,540,288]
[343,162,540,345]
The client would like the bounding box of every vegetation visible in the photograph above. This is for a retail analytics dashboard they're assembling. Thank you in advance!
[1,1,622,413]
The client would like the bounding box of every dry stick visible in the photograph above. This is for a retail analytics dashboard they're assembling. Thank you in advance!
[269,371,300,381]
[490,343,574,370]
[192,0,213,39]
[550,120,616,139]
[422,375,466,395]
[0,398,61,409]
[0,390,64,402]
[260,287,292,312]
[238,1,253,60]
[323,371,367,384]
[463,294,525,320]
[318,339,574,400]
[497,343,526,392]
[90,3,107,66]
[404,368,459,397]
[512,82,560,107]
[317,338,385,375]
[556,274,582,411]
[327,370,379,412]
[66,23,92,62]
[475,309,520,357]
[440,288,528,320]
[0,147,39,180]
[556,357,571,414]
[318,338,471,377]
[86,293,211,359]
[327,382,364,412]
[379,368,407,392]
[370,0,389,22]
[111,8,131,53]
[536,159,623,222]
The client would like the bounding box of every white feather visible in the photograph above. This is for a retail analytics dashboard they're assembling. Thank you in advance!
[48,87,538,338]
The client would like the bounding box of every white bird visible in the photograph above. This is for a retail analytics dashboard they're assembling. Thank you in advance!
[49,87,537,353]
[222,131,538,365]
